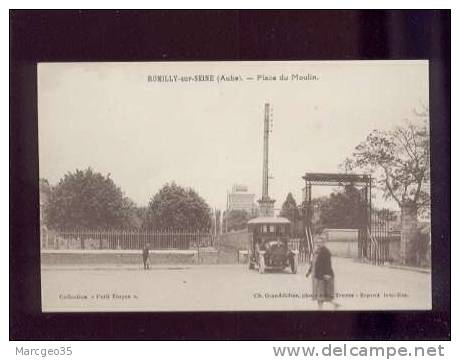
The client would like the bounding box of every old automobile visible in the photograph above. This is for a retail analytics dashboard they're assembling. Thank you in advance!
[247,217,298,274]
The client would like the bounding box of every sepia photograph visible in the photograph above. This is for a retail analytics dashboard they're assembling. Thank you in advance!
[38,60,431,312]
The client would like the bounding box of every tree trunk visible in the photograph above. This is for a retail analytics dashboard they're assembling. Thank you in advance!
[400,203,418,265]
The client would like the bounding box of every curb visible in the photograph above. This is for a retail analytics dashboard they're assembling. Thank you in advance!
[384,264,431,274]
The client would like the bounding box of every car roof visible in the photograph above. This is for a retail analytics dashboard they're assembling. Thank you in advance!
[247,216,291,225]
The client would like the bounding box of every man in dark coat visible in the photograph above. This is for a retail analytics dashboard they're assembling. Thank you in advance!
[306,236,340,310]
[142,243,150,270]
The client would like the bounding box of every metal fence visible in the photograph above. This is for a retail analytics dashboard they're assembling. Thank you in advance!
[359,209,398,264]
[41,228,216,250]
[288,238,310,263]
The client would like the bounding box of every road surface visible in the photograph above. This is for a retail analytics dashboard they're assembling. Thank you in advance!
[41,257,431,312]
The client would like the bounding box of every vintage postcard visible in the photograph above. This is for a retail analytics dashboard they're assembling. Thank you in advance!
[38,61,431,312]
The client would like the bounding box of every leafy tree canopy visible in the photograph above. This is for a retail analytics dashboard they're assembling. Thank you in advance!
[144,182,212,231]
[46,168,135,229]
[224,209,251,232]
[318,184,366,230]
[279,192,300,223]
[343,107,430,265]
[345,107,430,213]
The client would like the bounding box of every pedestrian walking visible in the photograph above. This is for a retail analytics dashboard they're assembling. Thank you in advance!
[306,235,340,310]
[142,243,150,270]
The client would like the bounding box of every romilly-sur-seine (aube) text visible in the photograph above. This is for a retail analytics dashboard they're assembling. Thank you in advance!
[147,73,319,83]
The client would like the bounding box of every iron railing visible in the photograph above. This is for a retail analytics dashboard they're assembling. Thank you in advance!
[41,228,216,250]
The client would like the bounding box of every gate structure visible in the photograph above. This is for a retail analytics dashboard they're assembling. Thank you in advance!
[301,172,391,264]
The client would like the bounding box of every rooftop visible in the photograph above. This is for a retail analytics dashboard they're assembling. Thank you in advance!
[247,216,290,225]
[303,172,371,184]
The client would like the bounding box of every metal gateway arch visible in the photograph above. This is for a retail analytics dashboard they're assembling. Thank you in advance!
[301,172,389,264]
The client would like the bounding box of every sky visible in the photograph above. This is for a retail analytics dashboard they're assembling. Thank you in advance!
[38,61,429,211]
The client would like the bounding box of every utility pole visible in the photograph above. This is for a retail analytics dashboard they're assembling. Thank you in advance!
[257,103,276,216]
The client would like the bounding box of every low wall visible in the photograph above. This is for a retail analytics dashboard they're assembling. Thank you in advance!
[325,240,358,258]
[322,229,358,258]
[218,230,249,250]
[41,249,218,266]
[216,230,249,264]
[324,228,359,242]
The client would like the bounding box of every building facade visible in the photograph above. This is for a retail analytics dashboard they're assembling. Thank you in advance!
[227,184,256,215]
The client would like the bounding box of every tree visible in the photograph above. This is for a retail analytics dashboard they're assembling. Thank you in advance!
[212,209,222,235]
[46,168,135,229]
[130,206,149,229]
[39,178,51,226]
[279,193,303,236]
[346,108,430,264]
[223,209,250,232]
[144,182,212,231]
[279,193,300,223]
[318,184,366,230]
[309,196,329,234]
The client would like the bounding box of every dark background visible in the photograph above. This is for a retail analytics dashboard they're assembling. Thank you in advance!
[10,10,450,340]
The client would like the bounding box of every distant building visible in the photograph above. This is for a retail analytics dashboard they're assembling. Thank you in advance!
[227,184,256,215]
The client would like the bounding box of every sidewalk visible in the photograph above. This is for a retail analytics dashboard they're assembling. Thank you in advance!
[41,263,194,271]
[41,249,198,255]
[353,257,431,274]
[40,263,240,271]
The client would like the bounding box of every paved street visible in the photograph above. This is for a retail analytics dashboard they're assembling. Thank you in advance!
[41,257,431,312]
